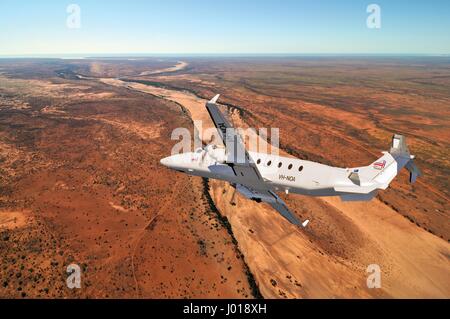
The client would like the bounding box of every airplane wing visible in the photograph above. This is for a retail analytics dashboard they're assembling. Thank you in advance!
[206,95,263,184]
[235,184,309,227]
[269,200,305,226]
[207,95,308,228]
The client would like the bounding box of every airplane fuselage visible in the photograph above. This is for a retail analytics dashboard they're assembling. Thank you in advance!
[161,149,355,197]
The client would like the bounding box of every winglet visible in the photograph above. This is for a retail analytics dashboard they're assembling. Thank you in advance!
[209,94,220,104]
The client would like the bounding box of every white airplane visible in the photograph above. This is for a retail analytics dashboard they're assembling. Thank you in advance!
[160,95,421,227]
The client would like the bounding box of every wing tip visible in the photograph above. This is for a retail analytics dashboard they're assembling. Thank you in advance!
[209,94,220,104]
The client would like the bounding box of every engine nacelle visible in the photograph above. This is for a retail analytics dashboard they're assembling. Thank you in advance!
[205,144,227,163]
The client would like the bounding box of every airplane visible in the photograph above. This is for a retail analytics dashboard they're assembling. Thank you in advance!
[160,94,421,228]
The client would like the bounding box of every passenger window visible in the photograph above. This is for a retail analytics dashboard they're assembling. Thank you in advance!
[278,162,282,168]
[257,159,261,164]
[299,165,304,172]
[288,164,293,170]
[267,160,272,166]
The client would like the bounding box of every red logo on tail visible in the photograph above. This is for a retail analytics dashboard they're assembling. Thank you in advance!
[373,160,386,170]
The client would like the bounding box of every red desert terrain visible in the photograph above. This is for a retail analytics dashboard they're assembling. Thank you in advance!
[0,57,449,298]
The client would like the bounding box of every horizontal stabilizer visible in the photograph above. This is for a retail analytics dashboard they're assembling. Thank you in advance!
[405,159,421,183]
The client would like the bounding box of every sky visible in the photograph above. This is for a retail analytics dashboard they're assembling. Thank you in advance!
[1,0,449,56]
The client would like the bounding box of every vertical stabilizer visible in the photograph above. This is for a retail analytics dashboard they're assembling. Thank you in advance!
[389,134,421,183]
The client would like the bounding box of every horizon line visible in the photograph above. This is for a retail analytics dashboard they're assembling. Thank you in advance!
[1,52,450,59]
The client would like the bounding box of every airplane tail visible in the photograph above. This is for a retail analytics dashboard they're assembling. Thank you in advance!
[337,134,421,201]
[389,134,421,183]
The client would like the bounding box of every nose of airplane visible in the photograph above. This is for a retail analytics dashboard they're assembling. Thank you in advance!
[160,156,171,167]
